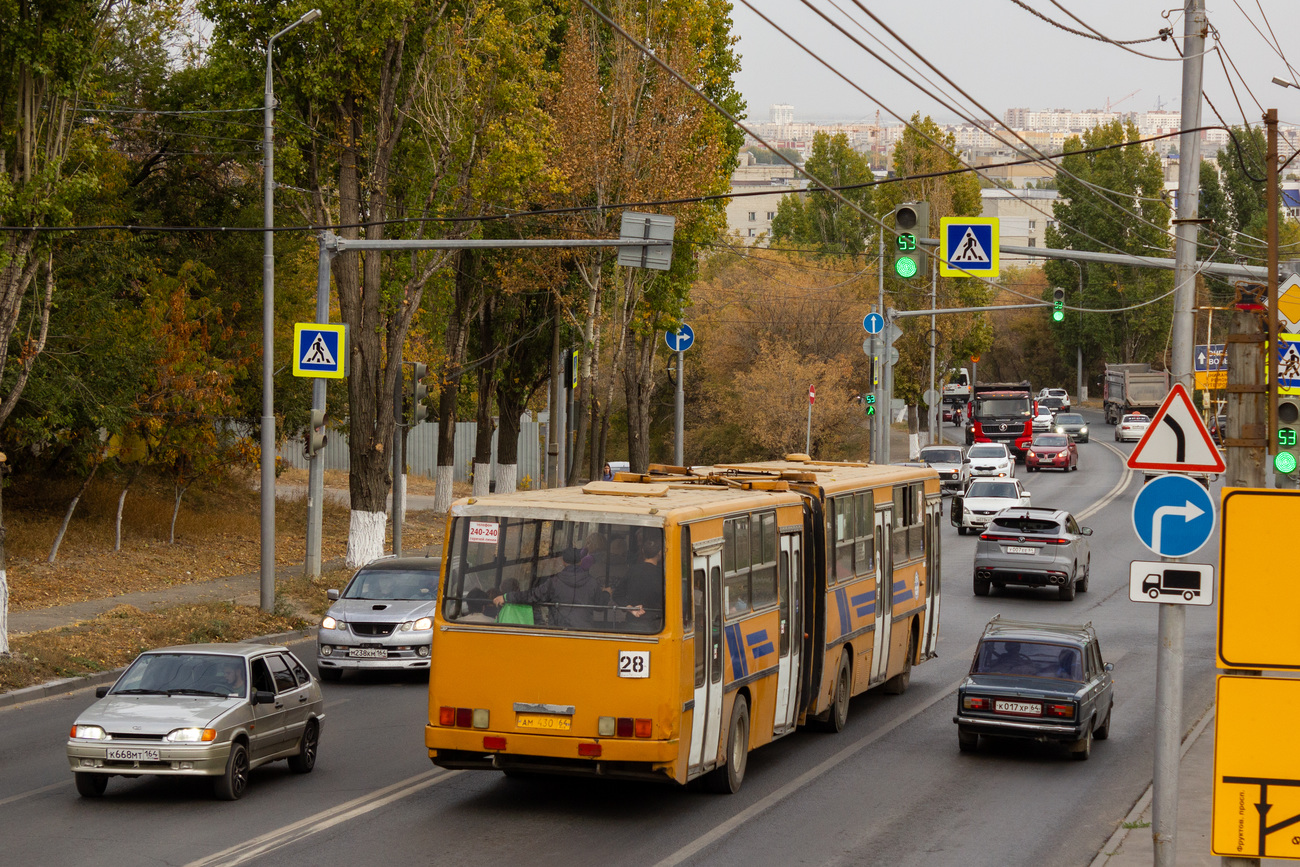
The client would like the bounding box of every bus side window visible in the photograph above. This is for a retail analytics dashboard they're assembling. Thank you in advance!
[751,512,778,609]
[833,496,854,581]
[681,526,693,629]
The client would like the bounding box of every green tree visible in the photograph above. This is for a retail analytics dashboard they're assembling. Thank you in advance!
[770,132,874,256]
[1216,125,1269,260]
[1046,120,1172,369]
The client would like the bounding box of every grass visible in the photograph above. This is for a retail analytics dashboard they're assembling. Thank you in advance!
[0,467,457,693]
[0,602,308,692]
[1121,819,1152,830]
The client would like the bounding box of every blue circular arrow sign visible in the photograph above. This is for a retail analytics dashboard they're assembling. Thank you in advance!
[863,312,884,335]
[664,322,694,352]
[1131,474,1216,558]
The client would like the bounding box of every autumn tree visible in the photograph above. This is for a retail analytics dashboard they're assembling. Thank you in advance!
[883,114,991,421]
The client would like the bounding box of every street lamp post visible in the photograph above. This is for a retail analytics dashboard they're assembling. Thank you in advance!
[261,8,321,613]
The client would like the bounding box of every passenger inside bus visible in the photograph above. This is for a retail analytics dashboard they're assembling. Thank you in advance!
[618,535,665,632]
[493,547,607,630]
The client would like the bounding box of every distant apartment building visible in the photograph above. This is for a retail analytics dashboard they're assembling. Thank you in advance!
[725,157,806,245]
[979,188,1060,265]
[770,103,795,125]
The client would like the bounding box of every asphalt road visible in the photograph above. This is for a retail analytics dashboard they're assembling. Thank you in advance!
[0,408,1222,867]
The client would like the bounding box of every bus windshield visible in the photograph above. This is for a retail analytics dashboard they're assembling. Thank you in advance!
[442,516,664,634]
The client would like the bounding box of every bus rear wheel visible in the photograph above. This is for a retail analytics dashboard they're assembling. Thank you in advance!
[705,696,749,794]
[816,654,852,733]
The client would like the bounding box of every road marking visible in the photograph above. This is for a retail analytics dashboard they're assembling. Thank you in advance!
[1077,440,1136,521]
[0,780,66,807]
[183,768,460,867]
[653,677,966,867]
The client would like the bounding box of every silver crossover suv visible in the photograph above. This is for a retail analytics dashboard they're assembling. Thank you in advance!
[67,643,324,800]
[317,555,442,680]
[972,507,1093,600]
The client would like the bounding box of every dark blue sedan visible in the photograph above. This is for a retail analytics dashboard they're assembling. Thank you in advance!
[954,616,1115,760]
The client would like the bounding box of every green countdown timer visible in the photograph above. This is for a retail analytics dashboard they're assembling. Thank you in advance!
[1275,451,1297,474]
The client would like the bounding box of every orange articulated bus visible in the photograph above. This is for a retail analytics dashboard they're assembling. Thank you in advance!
[426,456,942,793]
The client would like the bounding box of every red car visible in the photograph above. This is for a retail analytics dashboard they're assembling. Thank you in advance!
[1025,433,1078,472]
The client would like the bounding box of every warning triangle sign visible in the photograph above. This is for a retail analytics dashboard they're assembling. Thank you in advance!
[301,332,337,367]
[949,228,991,264]
[1126,383,1225,473]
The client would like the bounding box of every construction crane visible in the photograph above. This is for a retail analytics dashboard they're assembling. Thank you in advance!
[1106,89,1141,112]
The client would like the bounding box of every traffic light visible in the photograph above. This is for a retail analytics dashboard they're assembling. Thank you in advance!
[412,362,429,424]
[1052,287,1065,322]
[307,409,327,456]
[893,202,929,280]
[1275,396,1300,475]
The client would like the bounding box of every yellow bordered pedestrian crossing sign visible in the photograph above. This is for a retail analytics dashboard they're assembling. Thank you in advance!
[293,323,347,379]
[940,217,1000,278]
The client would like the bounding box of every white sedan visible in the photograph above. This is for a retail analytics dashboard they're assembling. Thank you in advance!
[950,478,1032,535]
[1032,406,1055,433]
[966,442,1015,478]
[1116,413,1151,442]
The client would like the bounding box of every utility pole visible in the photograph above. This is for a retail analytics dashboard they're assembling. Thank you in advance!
[929,254,938,446]
[1155,2,1205,864]
[876,231,887,464]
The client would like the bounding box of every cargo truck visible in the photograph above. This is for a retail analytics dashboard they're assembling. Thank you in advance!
[1103,363,1170,424]
[966,381,1035,457]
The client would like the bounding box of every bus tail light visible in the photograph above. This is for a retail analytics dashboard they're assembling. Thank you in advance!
[634,719,653,738]
[962,696,989,711]
[578,743,602,757]
[439,706,456,726]
[472,709,490,729]
[484,736,506,751]
[598,717,616,737]
[456,707,473,728]
[441,706,490,728]
[616,717,634,738]
[1045,703,1075,719]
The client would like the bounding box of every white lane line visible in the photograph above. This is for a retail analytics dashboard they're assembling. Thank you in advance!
[184,768,460,867]
[653,677,967,867]
[0,780,66,807]
[1077,440,1135,521]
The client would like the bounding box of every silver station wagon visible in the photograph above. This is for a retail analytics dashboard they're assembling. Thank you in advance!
[66,643,324,800]
[317,555,442,680]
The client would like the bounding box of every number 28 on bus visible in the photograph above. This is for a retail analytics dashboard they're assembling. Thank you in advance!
[426,457,943,793]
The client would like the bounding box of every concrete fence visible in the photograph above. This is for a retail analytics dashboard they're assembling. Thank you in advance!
[279,420,546,486]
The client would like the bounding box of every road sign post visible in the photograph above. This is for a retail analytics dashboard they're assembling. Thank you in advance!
[665,324,694,467]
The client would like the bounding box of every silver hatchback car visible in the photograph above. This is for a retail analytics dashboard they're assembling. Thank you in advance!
[317,555,442,680]
[972,507,1093,600]
[66,643,324,800]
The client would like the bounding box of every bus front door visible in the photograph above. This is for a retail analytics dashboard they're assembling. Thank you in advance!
[775,531,802,734]
[689,545,724,775]
[921,498,941,659]
[870,507,894,684]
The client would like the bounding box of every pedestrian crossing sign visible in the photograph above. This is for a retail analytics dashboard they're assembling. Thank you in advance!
[940,217,999,278]
[293,323,348,379]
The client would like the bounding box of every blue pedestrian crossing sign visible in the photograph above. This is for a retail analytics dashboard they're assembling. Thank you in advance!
[940,217,999,278]
[293,323,348,379]
[1131,473,1216,558]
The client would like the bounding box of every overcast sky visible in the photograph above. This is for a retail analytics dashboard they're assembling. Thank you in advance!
[731,1,1300,128]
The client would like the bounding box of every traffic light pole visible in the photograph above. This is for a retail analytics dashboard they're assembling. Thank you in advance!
[304,244,333,579]
[391,344,403,557]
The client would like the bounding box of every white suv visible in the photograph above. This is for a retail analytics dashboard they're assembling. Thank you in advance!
[1034,387,1066,413]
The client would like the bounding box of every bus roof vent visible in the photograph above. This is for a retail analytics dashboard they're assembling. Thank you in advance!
[783,453,812,462]
[582,481,670,497]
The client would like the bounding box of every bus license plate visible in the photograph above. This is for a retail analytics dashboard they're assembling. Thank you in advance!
[107,747,160,762]
[994,700,1041,716]
[516,713,572,731]
[348,648,388,659]
[1006,546,1035,555]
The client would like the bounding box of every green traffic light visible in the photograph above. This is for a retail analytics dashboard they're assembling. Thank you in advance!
[1276,451,1298,474]
[895,257,918,279]
[1052,308,1064,322]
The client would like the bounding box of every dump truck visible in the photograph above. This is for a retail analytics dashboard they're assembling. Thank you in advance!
[1103,363,1170,424]
[966,380,1035,457]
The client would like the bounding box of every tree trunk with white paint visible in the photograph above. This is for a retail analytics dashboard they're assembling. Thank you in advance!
[472,462,491,497]
[170,483,189,544]
[0,568,8,656]
[496,463,518,494]
[433,465,454,514]
[346,510,387,567]
[49,462,99,564]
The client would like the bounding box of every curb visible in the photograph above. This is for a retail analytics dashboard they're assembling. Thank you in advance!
[0,627,319,712]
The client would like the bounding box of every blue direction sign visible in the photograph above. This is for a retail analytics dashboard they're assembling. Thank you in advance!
[665,322,694,352]
[1195,343,1227,372]
[863,312,884,335]
[293,323,347,379]
[1131,474,1216,558]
